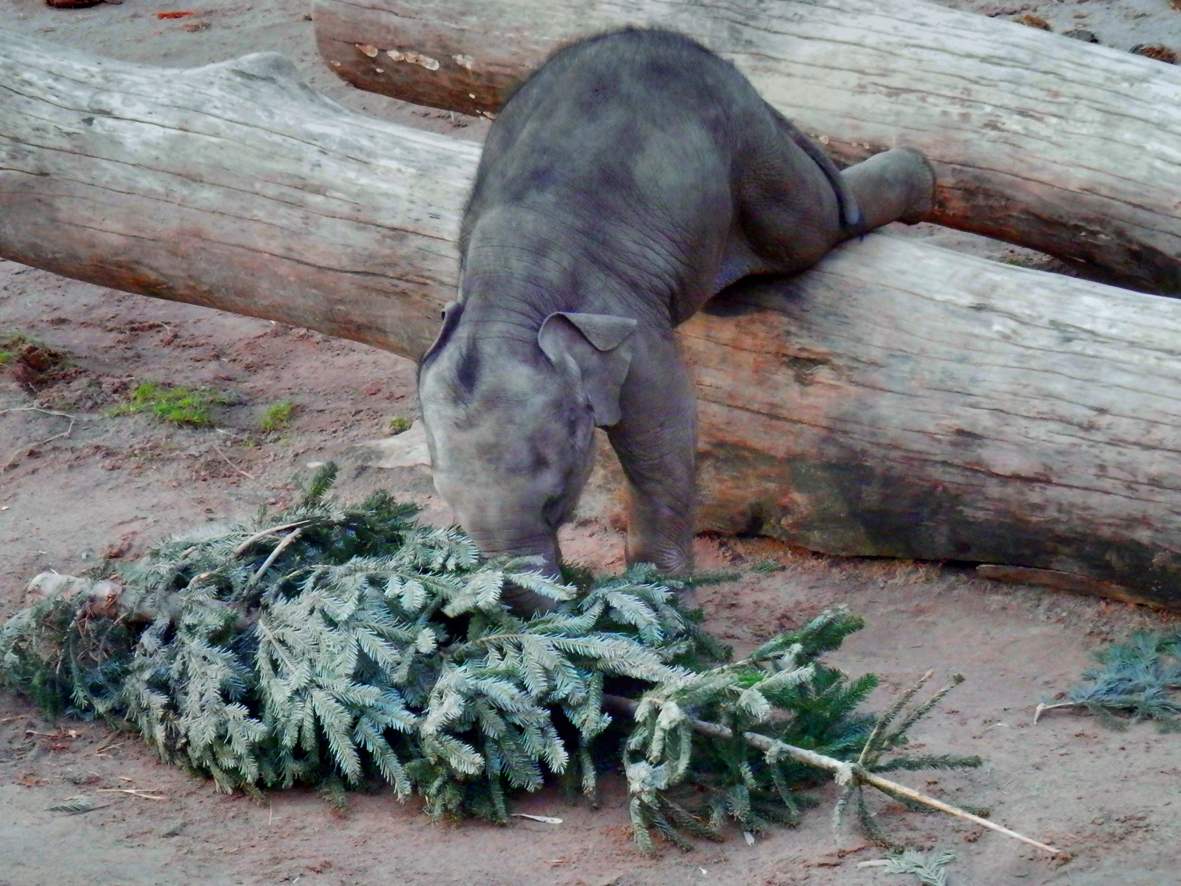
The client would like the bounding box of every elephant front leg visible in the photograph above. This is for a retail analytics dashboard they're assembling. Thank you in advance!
[606,337,698,574]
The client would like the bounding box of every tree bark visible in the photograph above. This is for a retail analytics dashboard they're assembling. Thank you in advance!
[2,32,1180,608]
[0,31,472,361]
[680,242,1181,610]
[312,0,1181,297]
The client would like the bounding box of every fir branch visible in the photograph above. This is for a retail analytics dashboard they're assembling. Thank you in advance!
[609,693,1065,858]
[859,848,957,886]
[301,462,339,505]
[1036,629,1181,730]
[48,798,110,814]
[858,670,933,766]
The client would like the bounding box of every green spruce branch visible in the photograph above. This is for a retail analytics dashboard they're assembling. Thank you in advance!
[857,849,957,886]
[613,671,1062,857]
[1036,629,1181,731]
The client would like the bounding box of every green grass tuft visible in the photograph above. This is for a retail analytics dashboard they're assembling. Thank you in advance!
[0,330,32,348]
[260,400,295,431]
[108,382,235,427]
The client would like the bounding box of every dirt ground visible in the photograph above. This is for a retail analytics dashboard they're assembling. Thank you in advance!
[2,2,1180,885]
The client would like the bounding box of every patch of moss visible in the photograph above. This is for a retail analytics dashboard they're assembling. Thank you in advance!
[0,330,32,349]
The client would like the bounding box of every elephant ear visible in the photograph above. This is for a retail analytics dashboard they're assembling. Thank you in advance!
[538,312,637,427]
[420,301,464,368]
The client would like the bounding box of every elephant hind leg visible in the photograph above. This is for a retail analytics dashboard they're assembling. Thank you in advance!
[765,104,865,233]
[840,147,936,231]
[765,102,935,234]
[730,135,936,280]
[729,139,850,275]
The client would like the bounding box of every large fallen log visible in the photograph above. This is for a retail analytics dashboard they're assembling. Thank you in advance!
[0,34,470,360]
[2,33,1180,607]
[313,0,1181,296]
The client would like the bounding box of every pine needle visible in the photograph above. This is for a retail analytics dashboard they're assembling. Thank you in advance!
[48,798,111,814]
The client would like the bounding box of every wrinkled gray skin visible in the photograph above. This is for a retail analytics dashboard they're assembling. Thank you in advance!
[418,28,934,610]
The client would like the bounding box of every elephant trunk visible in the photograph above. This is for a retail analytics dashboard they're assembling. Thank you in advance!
[466,526,563,614]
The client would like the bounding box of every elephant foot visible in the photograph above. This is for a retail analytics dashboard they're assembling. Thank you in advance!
[894,147,937,225]
[842,147,937,230]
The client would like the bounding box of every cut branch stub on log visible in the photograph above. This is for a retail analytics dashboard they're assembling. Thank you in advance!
[2,31,1181,607]
[313,0,1181,296]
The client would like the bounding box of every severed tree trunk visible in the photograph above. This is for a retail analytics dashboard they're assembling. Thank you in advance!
[0,32,471,361]
[313,0,1181,297]
[2,32,1180,608]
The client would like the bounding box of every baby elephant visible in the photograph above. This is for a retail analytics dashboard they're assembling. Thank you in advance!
[418,28,934,607]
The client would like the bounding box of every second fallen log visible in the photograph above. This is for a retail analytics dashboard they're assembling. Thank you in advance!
[314,0,1181,296]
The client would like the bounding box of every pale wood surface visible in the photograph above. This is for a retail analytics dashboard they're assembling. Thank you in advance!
[313,0,1181,296]
[2,31,1179,606]
[0,33,472,360]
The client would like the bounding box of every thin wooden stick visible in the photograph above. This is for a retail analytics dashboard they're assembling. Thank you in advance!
[97,788,168,800]
[95,735,124,754]
[857,770,1061,856]
[1033,701,1086,724]
[2,415,75,472]
[231,521,311,558]
[0,406,78,419]
[604,694,1068,858]
[252,528,304,582]
[211,442,255,480]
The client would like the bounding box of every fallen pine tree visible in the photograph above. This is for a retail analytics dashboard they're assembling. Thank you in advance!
[312,0,1181,296]
[2,32,1181,607]
[0,465,1063,857]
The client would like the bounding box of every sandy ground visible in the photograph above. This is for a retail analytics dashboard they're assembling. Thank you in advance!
[2,2,1181,885]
